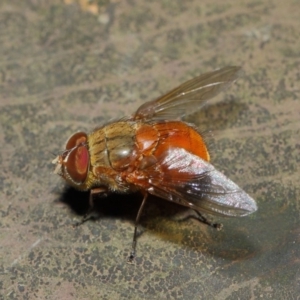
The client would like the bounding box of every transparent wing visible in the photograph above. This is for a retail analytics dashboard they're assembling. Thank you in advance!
[144,148,257,217]
[133,66,243,121]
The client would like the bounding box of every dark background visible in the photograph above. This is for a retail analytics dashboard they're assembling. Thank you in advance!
[1,1,299,299]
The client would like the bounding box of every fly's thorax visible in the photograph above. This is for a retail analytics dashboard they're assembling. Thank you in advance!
[105,121,136,170]
[88,127,109,168]
[88,121,136,171]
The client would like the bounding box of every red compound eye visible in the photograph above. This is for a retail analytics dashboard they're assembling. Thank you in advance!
[64,132,89,184]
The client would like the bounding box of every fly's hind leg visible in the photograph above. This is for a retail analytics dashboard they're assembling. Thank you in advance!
[73,187,108,228]
[172,209,222,230]
[193,210,223,230]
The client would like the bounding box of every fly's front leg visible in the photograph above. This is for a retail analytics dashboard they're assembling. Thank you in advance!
[73,187,108,228]
[127,192,148,263]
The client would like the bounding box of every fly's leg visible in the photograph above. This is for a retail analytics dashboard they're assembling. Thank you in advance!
[73,187,108,228]
[193,210,223,230]
[127,192,148,263]
[172,209,222,230]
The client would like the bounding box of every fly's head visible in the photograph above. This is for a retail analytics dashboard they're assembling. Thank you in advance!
[53,132,90,190]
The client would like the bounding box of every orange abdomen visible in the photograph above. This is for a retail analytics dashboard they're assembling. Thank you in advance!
[135,121,210,162]
[153,121,209,161]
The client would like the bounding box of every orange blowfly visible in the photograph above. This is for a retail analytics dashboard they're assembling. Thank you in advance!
[53,66,257,261]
